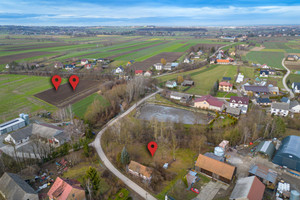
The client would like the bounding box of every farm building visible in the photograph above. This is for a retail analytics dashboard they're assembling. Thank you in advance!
[48,177,86,200]
[255,141,276,160]
[272,135,300,172]
[0,113,29,135]
[248,164,277,189]
[170,92,192,103]
[165,81,177,88]
[128,161,153,182]
[195,154,236,184]
[4,125,32,145]
[0,172,38,200]
[287,55,299,61]
[229,176,265,200]
[181,80,194,86]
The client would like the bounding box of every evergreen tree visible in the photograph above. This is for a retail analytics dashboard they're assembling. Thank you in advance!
[83,141,90,157]
[85,167,101,193]
[121,147,130,165]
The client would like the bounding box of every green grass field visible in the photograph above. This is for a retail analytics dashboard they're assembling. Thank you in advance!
[72,93,110,118]
[245,51,284,69]
[263,42,291,49]
[287,74,300,88]
[0,74,67,123]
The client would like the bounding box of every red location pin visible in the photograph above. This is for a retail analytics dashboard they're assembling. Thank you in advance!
[69,75,79,91]
[147,141,158,157]
[51,75,61,90]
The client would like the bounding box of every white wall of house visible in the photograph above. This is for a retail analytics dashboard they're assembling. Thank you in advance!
[128,169,151,181]
[271,108,289,116]
[291,105,300,113]
[229,103,248,114]
[170,95,182,100]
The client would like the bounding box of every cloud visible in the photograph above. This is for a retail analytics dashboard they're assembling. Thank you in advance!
[0,0,300,25]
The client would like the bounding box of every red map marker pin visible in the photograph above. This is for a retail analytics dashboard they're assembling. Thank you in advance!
[147,141,158,157]
[51,75,61,90]
[69,75,79,91]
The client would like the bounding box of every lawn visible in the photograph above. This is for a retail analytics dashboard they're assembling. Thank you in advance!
[186,65,237,95]
[286,74,300,88]
[0,74,67,123]
[72,93,110,118]
[239,66,255,79]
[157,67,207,83]
[245,51,284,69]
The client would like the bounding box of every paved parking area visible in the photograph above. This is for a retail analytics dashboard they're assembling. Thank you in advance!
[193,181,229,200]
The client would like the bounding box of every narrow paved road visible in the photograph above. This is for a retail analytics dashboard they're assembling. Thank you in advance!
[282,58,295,98]
[91,89,162,200]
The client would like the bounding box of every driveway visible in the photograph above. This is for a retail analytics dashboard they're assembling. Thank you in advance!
[91,89,162,200]
[282,58,294,98]
[193,181,229,200]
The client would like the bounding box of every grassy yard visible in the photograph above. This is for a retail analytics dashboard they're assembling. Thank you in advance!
[287,74,300,88]
[245,51,284,69]
[0,74,67,123]
[72,93,110,118]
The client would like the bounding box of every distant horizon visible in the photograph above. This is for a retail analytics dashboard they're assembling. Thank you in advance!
[1,0,300,26]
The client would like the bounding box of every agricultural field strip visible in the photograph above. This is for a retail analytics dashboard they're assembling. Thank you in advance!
[245,51,285,69]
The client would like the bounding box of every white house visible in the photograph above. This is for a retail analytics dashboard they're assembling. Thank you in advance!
[229,96,249,114]
[236,73,244,83]
[271,102,289,117]
[164,63,173,71]
[115,66,124,74]
[261,64,270,69]
[5,64,9,69]
[144,71,152,77]
[5,126,32,145]
[165,81,177,88]
[154,63,163,70]
[81,59,88,65]
[184,58,191,64]
[292,82,300,93]
[290,101,300,113]
[128,161,152,182]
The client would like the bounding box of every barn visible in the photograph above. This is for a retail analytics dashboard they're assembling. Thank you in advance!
[272,135,300,172]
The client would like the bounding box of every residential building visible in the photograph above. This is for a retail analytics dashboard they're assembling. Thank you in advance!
[171,63,179,68]
[226,107,241,116]
[260,70,269,77]
[48,177,86,200]
[5,64,9,69]
[216,59,230,64]
[0,113,29,135]
[292,82,300,93]
[115,66,124,74]
[4,125,32,145]
[243,85,269,95]
[194,95,225,111]
[183,58,191,63]
[256,98,272,106]
[144,71,152,77]
[181,80,194,86]
[255,141,276,160]
[248,164,278,189]
[135,70,143,76]
[287,55,299,61]
[290,100,300,113]
[163,63,173,71]
[268,86,279,95]
[128,161,153,182]
[219,81,233,92]
[195,154,236,184]
[85,64,92,69]
[154,63,163,70]
[236,73,244,83]
[281,97,290,104]
[261,64,270,69]
[272,135,300,172]
[229,176,265,200]
[165,81,177,88]
[229,96,249,114]
[0,172,39,200]
[54,62,63,69]
[271,102,289,116]
[81,59,88,65]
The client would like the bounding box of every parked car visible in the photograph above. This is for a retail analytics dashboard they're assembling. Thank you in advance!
[191,188,199,194]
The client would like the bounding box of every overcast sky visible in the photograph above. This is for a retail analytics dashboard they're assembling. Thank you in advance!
[0,0,300,26]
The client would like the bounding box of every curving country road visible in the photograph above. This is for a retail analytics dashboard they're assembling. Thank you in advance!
[281,58,294,98]
[91,88,162,200]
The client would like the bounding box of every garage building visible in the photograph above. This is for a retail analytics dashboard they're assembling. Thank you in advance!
[272,135,300,172]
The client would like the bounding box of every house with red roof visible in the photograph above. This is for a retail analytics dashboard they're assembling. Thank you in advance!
[135,70,143,76]
[217,59,230,64]
[85,64,92,69]
[194,95,225,111]
[219,81,233,92]
[144,71,152,77]
[48,177,86,200]
[81,59,88,65]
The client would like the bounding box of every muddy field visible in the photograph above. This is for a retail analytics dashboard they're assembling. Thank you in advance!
[130,52,183,71]
[2,43,72,51]
[106,41,168,59]
[34,79,101,107]
[0,51,54,64]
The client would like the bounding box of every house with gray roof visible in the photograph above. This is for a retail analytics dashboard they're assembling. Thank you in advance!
[181,80,194,86]
[0,172,38,200]
[170,91,192,103]
[271,102,289,117]
[292,82,300,93]
[248,164,277,189]
[290,100,300,113]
